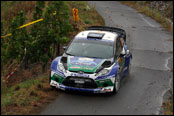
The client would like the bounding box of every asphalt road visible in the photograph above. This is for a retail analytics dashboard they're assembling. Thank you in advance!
[40,1,173,115]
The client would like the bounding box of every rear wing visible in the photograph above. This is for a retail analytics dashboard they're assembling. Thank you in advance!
[86,26,126,41]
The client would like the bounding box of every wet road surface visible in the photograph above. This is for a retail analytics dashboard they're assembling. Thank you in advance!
[40,1,173,115]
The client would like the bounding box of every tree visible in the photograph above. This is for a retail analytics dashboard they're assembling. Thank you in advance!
[2,1,73,73]
[8,11,29,63]
[43,1,73,57]
[31,1,45,37]
[36,1,73,72]
[1,21,6,69]
[29,1,45,63]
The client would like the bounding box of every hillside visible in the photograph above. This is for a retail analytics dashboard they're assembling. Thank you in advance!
[1,1,105,115]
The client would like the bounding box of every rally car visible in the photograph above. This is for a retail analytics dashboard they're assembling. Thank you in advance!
[50,26,132,94]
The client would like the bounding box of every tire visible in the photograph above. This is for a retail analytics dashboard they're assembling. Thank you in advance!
[113,74,121,94]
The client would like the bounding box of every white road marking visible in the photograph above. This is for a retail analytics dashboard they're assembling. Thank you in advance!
[139,13,155,27]
[165,57,172,71]
[156,56,173,115]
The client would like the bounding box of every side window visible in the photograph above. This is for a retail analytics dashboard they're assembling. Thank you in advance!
[115,38,123,57]
[120,38,124,47]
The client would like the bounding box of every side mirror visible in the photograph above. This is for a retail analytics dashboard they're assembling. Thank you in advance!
[63,46,67,51]
[126,50,129,54]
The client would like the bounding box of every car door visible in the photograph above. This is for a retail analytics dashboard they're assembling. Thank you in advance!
[115,37,125,75]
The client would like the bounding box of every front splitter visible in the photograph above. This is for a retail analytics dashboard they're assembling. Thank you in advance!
[50,80,114,93]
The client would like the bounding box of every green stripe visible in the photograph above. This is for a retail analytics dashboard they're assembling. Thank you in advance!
[51,73,64,83]
[95,79,114,87]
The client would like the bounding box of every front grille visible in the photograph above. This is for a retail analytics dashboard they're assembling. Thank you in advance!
[69,70,94,74]
[62,76,98,89]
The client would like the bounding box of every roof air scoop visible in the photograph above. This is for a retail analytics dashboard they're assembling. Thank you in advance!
[87,32,105,39]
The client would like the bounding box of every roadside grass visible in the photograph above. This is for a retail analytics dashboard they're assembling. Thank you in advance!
[1,1,105,115]
[120,1,173,33]
[163,94,173,115]
[1,74,61,115]
[70,1,104,24]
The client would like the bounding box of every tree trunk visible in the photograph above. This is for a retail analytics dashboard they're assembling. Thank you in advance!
[53,43,57,58]
[56,44,60,56]
[24,57,28,70]
[42,63,47,73]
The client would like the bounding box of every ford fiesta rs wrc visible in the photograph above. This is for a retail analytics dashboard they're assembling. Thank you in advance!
[50,26,132,94]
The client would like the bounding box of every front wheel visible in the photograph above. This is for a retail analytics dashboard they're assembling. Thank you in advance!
[113,74,121,94]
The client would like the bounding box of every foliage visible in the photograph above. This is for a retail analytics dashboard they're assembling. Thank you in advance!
[29,1,73,72]
[42,1,73,56]
[3,11,29,64]
[29,1,45,63]
[1,21,6,69]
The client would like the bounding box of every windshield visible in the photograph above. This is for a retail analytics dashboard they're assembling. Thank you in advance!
[66,39,114,59]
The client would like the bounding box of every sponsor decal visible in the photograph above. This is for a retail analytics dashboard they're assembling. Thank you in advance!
[68,56,105,73]
[79,57,94,61]
[122,67,128,72]
[71,60,97,67]
[70,73,89,78]
[71,66,81,69]
[69,56,102,67]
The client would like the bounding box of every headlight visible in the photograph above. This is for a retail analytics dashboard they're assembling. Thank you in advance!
[58,62,66,73]
[96,69,109,77]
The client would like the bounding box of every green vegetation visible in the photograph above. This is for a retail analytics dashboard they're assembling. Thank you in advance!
[1,1,105,115]
[121,1,173,33]
[1,1,105,74]
[163,93,173,115]
[1,1,73,72]
[1,75,60,115]
[68,1,105,26]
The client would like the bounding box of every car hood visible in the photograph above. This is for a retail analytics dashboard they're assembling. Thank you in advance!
[67,56,106,73]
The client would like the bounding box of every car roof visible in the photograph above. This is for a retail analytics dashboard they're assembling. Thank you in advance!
[74,30,118,42]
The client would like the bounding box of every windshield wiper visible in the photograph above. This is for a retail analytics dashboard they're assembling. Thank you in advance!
[83,56,103,59]
[66,52,74,56]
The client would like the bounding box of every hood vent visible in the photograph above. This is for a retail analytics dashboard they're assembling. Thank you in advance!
[95,60,112,73]
[102,60,112,67]
[61,57,67,70]
[61,56,67,63]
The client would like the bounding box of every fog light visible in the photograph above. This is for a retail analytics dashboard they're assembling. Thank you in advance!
[104,88,111,92]
[103,83,108,87]
[55,78,59,82]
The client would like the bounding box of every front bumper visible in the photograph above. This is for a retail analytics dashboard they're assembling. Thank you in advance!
[50,70,115,93]
[50,80,114,93]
